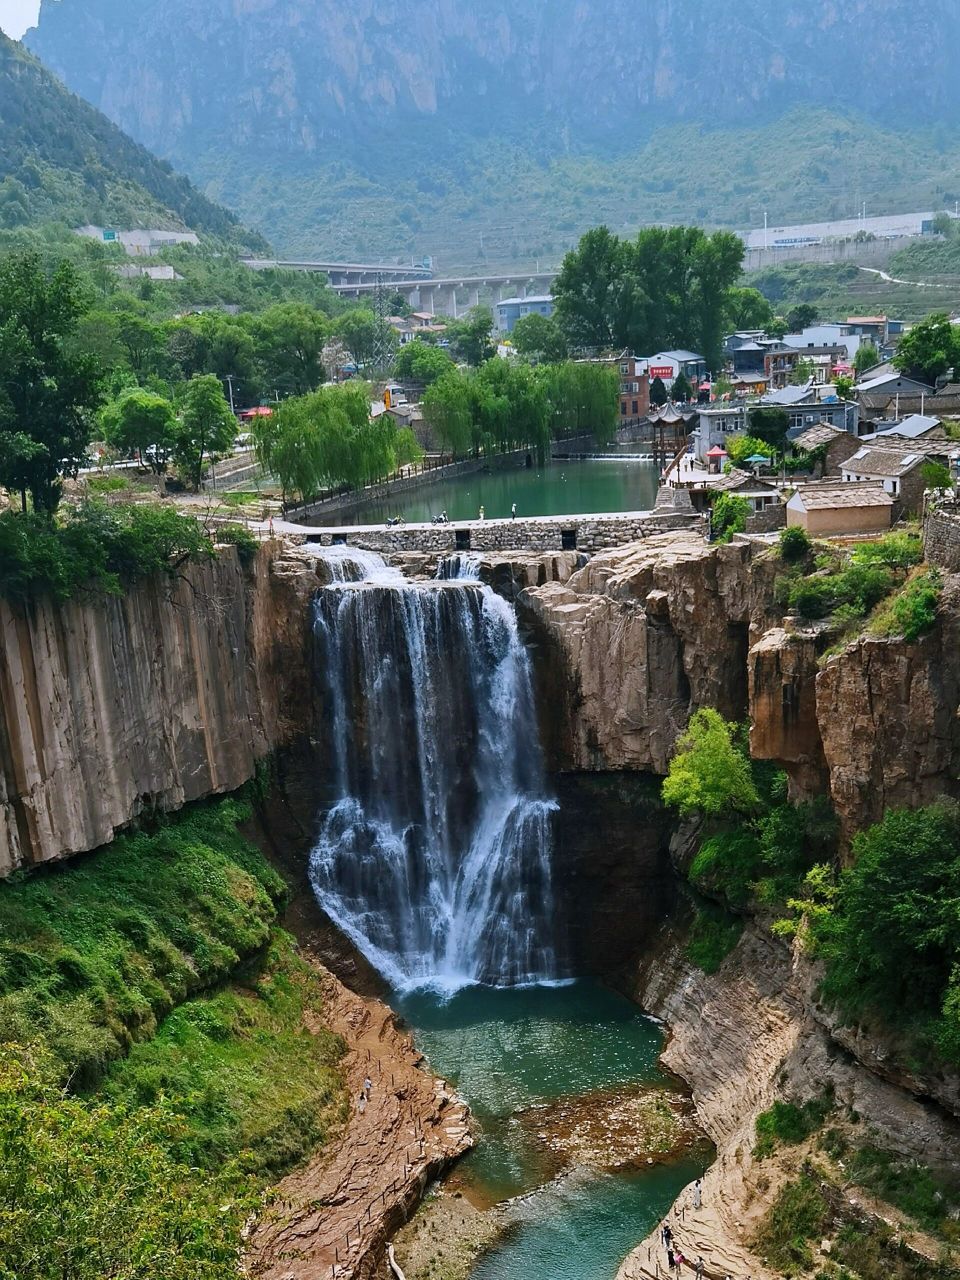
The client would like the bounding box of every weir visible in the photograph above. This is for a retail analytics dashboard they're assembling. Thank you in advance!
[308,548,561,990]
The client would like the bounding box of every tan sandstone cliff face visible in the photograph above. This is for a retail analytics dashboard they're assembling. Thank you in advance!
[0,543,322,876]
[615,917,960,1280]
[522,533,960,838]
[521,533,775,774]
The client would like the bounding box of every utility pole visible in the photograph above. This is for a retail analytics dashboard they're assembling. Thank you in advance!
[225,373,237,415]
[371,272,391,377]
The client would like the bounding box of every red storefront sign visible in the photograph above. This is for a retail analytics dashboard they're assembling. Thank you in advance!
[649,365,675,379]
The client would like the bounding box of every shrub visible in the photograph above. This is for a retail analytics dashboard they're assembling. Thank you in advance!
[754,1170,831,1275]
[690,831,763,907]
[0,800,285,1085]
[779,525,811,562]
[712,492,750,542]
[662,709,760,818]
[754,1097,833,1158]
[789,577,833,619]
[815,802,960,1062]
[217,522,260,567]
[0,503,215,602]
[888,569,942,641]
[686,907,743,974]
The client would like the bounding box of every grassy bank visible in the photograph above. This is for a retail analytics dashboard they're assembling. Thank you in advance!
[0,799,345,1278]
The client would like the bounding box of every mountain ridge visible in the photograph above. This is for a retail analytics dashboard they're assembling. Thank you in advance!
[22,1,960,266]
[0,28,267,249]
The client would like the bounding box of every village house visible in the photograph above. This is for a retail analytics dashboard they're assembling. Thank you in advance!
[618,356,651,419]
[792,421,861,476]
[786,480,894,536]
[840,443,931,514]
[642,350,709,387]
[495,295,554,333]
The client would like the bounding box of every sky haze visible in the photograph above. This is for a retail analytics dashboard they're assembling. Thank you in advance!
[0,0,40,39]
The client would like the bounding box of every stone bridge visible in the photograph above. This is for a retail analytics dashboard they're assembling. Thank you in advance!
[273,506,706,556]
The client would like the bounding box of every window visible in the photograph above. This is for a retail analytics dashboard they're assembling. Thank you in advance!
[632,400,639,415]
[620,363,629,375]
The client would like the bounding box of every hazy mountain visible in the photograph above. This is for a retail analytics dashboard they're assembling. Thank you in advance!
[0,29,266,247]
[24,0,960,266]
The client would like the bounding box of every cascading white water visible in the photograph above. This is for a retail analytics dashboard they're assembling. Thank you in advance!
[307,548,560,991]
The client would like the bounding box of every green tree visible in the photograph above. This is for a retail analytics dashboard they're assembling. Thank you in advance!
[0,252,103,512]
[511,312,568,364]
[726,434,774,465]
[393,339,455,386]
[894,312,960,384]
[116,313,163,376]
[671,370,693,402]
[100,388,176,473]
[748,405,791,452]
[254,302,327,396]
[853,341,879,376]
[790,356,815,386]
[447,305,495,366]
[165,312,260,405]
[649,375,668,407]
[173,375,236,488]
[423,370,474,455]
[662,708,760,819]
[785,303,819,332]
[725,286,774,332]
[335,308,378,372]
[0,1043,253,1280]
[553,225,630,350]
[834,374,855,399]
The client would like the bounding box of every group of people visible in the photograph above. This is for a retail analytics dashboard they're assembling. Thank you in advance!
[661,1178,724,1279]
[431,511,450,525]
[356,1074,374,1115]
[476,503,518,520]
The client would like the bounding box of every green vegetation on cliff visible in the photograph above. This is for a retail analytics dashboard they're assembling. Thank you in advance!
[663,706,960,1068]
[0,32,263,248]
[0,799,345,1278]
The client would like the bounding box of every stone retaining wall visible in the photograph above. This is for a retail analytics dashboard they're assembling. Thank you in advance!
[746,503,787,535]
[299,510,706,555]
[924,504,960,572]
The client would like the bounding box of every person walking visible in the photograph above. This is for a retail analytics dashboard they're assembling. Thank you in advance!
[364,1075,373,1097]
[666,1245,676,1271]
[693,1177,702,1210]
[695,1257,705,1279]
[511,502,517,519]
[478,505,485,520]
[357,1092,367,1115]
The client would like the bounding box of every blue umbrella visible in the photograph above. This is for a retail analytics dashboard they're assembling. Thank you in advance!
[745,453,772,464]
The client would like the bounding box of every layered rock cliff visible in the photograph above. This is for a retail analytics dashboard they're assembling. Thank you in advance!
[520,533,960,839]
[0,543,321,876]
[616,917,960,1280]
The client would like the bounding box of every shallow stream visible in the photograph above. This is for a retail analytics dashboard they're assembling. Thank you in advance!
[396,981,710,1280]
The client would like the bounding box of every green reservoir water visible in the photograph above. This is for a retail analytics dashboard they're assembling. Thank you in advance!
[332,459,660,526]
[396,982,710,1280]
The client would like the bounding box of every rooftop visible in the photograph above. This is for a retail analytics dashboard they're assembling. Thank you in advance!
[762,382,817,406]
[873,413,941,439]
[844,446,926,477]
[793,422,847,450]
[791,481,894,510]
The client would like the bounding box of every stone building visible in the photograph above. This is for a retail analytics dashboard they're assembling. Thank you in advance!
[786,481,894,535]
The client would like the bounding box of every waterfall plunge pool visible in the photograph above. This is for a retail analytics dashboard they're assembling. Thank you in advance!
[305,547,710,1278]
[394,981,712,1280]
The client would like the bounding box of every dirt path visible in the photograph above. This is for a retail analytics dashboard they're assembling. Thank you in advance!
[246,958,472,1280]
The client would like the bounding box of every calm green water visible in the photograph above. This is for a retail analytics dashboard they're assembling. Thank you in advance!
[470,1160,706,1280]
[333,459,659,526]
[397,982,710,1280]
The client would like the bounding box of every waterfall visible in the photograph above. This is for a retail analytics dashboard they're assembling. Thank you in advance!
[308,548,560,992]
